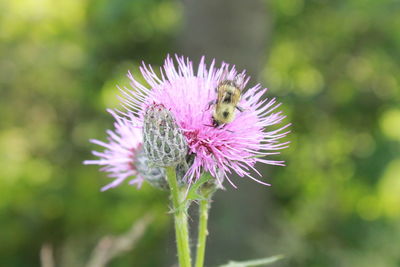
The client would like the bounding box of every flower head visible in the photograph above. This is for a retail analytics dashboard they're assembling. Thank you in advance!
[83,110,143,191]
[118,55,290,187]
[84,110,169,191]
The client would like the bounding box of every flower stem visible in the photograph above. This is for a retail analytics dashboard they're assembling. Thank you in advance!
[195,198,209,267]
[166,167,192,267]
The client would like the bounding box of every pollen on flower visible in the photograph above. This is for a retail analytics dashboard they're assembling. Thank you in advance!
[117,55,290,187]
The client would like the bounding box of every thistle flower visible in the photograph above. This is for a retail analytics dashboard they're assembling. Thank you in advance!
[84,110,166,191]
[118,55,290,187]
[143,103,188,167]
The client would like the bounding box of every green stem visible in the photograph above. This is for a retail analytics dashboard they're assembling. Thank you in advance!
[195,198,209,267]
[166,167,192,267]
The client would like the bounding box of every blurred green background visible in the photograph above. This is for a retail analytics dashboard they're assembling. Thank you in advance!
[1,0,399,266]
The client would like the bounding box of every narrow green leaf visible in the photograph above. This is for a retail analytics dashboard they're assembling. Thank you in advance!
[186,173,212,201]
[219,255,284,267]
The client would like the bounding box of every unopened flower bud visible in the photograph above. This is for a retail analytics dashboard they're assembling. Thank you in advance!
[135,147,168,190]
[176,154,195,184]
[143,104,188,167]
[202,168,225,195]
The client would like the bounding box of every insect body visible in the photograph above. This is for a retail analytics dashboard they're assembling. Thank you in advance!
[208,74,245,127]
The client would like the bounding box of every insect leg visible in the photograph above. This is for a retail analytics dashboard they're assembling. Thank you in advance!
[236,106,245,112]
[217,124,234,133]
[206,100,217,111]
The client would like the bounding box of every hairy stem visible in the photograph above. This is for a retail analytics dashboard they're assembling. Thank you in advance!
[195,198,209,267]
[166,167,192,267]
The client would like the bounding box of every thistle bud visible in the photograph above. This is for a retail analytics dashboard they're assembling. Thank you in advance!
[143,104,188,167]
[176,153,195,184]
[201,168,225,195]
[135,147,168,190]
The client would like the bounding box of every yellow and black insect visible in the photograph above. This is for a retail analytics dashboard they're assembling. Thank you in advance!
[207,73,245,127]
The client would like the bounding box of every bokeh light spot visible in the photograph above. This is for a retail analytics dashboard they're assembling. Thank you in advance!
[356,195,381,221]
[378,158,400,218]
[351,132,376,158]
[295,66,324,96]
[379,109,400,141]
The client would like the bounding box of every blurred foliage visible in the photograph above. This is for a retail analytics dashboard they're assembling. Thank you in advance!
[0,0,399,266]
[0,0,181,266]
[263,0,400,266]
